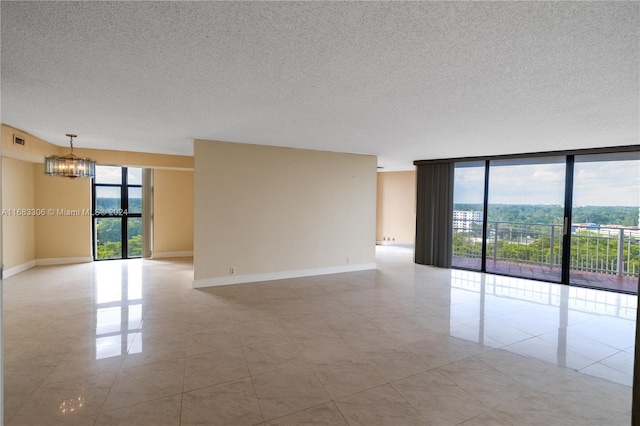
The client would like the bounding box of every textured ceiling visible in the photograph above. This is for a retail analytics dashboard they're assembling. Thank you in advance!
[1,1,638,170]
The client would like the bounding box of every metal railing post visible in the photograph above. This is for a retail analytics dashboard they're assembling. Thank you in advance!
[453,218,634,281]
[617,228,624,277]
[493,221,498,262]
[549,224,555,267]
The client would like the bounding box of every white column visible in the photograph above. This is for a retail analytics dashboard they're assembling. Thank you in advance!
[141,169,153,259]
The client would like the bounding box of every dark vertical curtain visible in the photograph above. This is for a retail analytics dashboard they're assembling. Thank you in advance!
[415,162,454,268]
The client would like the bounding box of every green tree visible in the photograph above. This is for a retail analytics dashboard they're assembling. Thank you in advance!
[97,241,121,259]
[96,218,121,243]
[128,234,142,257]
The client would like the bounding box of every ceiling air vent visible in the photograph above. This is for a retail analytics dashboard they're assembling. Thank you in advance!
[13,135,25,145]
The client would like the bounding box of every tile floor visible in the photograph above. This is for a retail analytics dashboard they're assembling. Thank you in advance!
[2,246,636,425]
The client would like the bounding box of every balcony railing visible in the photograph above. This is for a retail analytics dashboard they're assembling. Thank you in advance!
[453,220,640,278]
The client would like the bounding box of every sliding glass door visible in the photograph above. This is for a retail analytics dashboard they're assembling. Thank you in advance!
[485,157,566,282]
[450,149,639,293]
[571,153,640,292]
[452,162,485,270]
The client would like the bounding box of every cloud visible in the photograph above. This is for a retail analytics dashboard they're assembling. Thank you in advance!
[573,160,639,207]
[454,159,639,207]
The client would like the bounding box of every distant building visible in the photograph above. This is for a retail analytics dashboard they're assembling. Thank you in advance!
[453,210,482,232]
[571,223,600,233]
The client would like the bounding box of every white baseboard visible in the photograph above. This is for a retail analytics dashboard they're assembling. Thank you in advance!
[3,260,37,279]
[152,251,193,259]
[193,262,377,288]
[2,256,94,278]
[377,241,415,248]
[36,257,93,266]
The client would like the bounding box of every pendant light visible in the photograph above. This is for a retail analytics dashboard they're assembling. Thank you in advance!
[44,134,96,178]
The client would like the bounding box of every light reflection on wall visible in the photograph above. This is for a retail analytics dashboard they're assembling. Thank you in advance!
[93,261,144,360]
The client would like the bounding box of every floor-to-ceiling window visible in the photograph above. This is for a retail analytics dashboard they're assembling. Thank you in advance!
[486,157,566,283]
[571,153,640,292]
[452,161,486,270]
[93,166,143,260]
[444,147,639,294]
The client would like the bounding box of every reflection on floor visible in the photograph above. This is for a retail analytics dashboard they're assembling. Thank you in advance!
[2,247,635,425]
[454,255,639,293]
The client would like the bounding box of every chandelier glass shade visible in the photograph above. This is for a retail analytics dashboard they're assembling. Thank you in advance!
[44,134,96,178]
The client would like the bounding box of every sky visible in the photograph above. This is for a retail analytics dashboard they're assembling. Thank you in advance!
[454,159,640,207]
[95,166,142,187]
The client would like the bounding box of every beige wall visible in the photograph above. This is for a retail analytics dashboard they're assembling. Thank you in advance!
[153,169,194,256]
[2,124,193,170]
[1,157,36,270]
[1,156,93,270]
[1,126,59,164]
[193,140,377,286]
[34,169,92,261]
[376,171,416,245]
[1,124,195,272]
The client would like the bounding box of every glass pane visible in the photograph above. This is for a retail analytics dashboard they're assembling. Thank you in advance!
[96,217,122,259]
[95,186,121,213]
[128,167,142,185]
[571,153,640,293]
[127,217,142,258]
[452,162,485,270]
[95,165,122,184]
[128,187,142,214]
[486,157,566,282]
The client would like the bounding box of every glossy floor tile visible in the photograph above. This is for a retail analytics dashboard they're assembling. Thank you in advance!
[2,248,635,425]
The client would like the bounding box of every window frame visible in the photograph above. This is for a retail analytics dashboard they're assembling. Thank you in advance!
[92,166,143,260]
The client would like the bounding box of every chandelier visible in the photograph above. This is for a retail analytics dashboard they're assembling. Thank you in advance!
[44,134,96,178]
